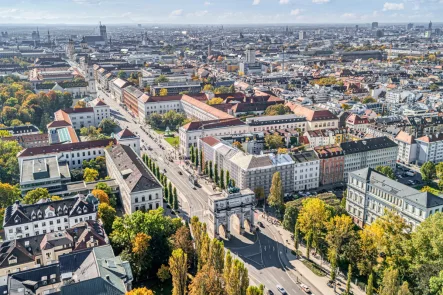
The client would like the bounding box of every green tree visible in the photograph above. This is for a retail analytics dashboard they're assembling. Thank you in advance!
[195,148,199,167]
[209,161,213,180]
[264,104,291,116]
[173,187,178,210]
[224,251,232,283]
[421,161,436,183]
[214,163,219,184]
[169,248,188,295]
[294,221,300,251]
[0,139,22,184]
[23,188,50,204]
[157,264,171,283]
[155,74,169,84]
[98,202,116,234]
[254,187,265,203]
[346,264,352,294]
[226,259,249,295]
[83,167,99,182]
[282,203,298,231]
[367,272,374,295]
[264,133,284,149]
[208,238,225,273]
[268,172,284,214]
[199,149,203,171]
[376,166,395,180]
[226,170,230,188]
[117,70,127,79]
[430,270,443,295]
[220,169,225,189]
[362,96,377,104]
[246,285,264,295]
[190,146,195,164]
[0,182,21,208]
[379,268,400,295]
[98,118,117,134]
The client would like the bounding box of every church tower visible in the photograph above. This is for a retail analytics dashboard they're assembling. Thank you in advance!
[66,39,75,60]
[99,22,108,44]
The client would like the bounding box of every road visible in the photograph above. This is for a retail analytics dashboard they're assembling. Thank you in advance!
[96,88,318,295]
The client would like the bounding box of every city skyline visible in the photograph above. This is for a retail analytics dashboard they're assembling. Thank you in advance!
[0,0,439,24]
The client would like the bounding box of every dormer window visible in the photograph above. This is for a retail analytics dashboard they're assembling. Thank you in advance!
[14,216,21,224]
[77,207,82,214]
[8,256,17,265]
[83,207,88,213]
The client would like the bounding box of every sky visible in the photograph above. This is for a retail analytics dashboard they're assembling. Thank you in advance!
[0,0,440,24]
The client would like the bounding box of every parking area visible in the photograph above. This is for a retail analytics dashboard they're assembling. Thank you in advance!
[395,165,423,186]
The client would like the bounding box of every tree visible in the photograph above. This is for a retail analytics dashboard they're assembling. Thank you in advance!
[277,147,288,154]
[157,264,171,282]
[131,232,152,278]
[91,189,110,205]
[155,75,169,84]
[0,140,22,184]
[199,149,203,171]
[214,163,219,184]
[190,146,195,164]
[117,70,127,79]
[125,287,154,295]
[98,118,117,134]
[23,188,50,204]
[224,251,232,283]
[226,171,230,188]
[342,103,351,111]
[220,169,225,189]
[98,203,116,234]
[246,285,264,295]
[264,104,291,116]
[95,182,116,207]
[195,148,199,168]
[268,172,284,214]
[430,270,443,295]
[83,167,99,182]
[282,204,298,231]
[173,226,194,266]
[209,161,214,180]
[208,97,224,105]
[173,187,178,210]
[380,268,400,295]
[226,259,249,295]
[265,133,284,149]
[362,96,377,104]
[188,264,226,295]
[159,88,168,96]
[367,272,374,295]
[208,238,224,273]
[254,187,265,203]
[294,221,300,251]
[421,161,436,183]
[203,84,214,91]
[169,248,188,295]
[297,198,330,254]
[232,141,245,152]
[0,182,21,208]
[430,83,440,91]
[346,264,352,294]
[376,166,395,180]
[74,100,87,108]
[397,281,412,295]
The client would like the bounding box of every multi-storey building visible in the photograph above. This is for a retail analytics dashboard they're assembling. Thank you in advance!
[341,137,398,181]
[0,220,107,277]
[122,85,145,117]
[292,151,320,191]
[314,145,345,186]
[287,103,339,131]
[138,95,182,123]
[105,144,163,214]
[346,114,371,132]
[53,98,110,130]
[395,131,417,164]
[110,78,130,102]
[245,114,307,133]
[150,81,201,96]
[347,168,443,229]
[416,133,443,165]
[3,194,98,241]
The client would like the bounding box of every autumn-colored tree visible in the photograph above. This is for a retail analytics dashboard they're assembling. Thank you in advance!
[208,97,224,105]
[297,198,330,255]
[169,248,188,295]
[125,287,154,295]
[268,172,284,214]
[51,196,63,201]
[246,285,264,295]
[232,141,245,152]
[131,233,152,278]
[83,167,99,182]
[23,187,50,204]
[224,250,232,283]
[159,88,168,96]
[199,232,211,270]
[74,100,86,108]
[173,226,194,266]
[0,182,21,208]
[157,264,171,282]
[277,147,288,154]
[91,189,110,204]
[226,259,249,295]
[98,203,116,234]
[208,238,224,274]
[188,265,226,295]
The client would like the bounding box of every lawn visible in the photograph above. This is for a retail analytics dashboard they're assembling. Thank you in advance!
[165,136,179,147]
[154,129,165,135]
[301,259,327,277]
[414,181,442,195]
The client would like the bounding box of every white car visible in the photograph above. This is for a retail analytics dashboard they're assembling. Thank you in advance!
[300,284,311,293]
[276,285,287,295]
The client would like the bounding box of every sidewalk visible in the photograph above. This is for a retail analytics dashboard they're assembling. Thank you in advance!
[274,223,365,295]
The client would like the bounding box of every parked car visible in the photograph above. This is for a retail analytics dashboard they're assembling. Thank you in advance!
[405,171,415,177]
[327,280,334,288]
[267,291,274,295]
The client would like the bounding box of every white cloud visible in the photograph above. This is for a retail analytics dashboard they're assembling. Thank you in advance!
[252,0,260,5]
[342,12,357,19]
[312,0,330,3]
[72,0,102,4]
[170,9,183,17]
[383,2,405,11]
[290,9,301,15]
[204,1,211,5]
[187,10,209,17]
[280,0,290,4]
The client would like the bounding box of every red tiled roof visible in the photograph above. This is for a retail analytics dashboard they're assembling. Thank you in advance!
[286,102,337,121]
[200,136,221,147]
[47,120,71,128]
[18,139,116,158]
[117,128,137,139]
[63,107,94,114]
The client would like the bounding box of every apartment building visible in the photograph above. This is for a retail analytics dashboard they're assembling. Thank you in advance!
[245,114,307,133]
[105,144,163,214]
[123,85,144,117]
[110,78,130,102]
[346,114,371,132]
[53,98,110,130]
[395,131,417,164]
[3,194,98,241]
[181,94,234,121]
[341,137,398,181]
[292,151,320,191]
[314,145,345,186]
[347,168,443,229]
[138,95,182,123]
[150,81,202,95]
[287,103,339,131]
[416,133,443,165]
[0,220,107,277]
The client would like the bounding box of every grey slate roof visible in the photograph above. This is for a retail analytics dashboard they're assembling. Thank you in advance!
[105,144,162,192]
[340,136,397,155]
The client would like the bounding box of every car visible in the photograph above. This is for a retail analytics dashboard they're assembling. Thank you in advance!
[267,291,274,295]
[405,171,415,177]
[397,175,403,179]
[300,284,311,293]
[305,192,311,196]
[327,280,334,288]
[178,171,183,175]
[258,221,264,228]
[276,285,287,295]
